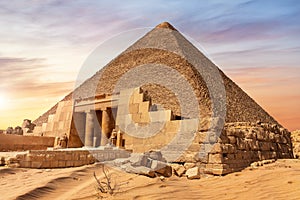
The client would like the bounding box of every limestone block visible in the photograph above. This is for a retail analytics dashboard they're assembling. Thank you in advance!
[186,167,200,179]
[139,101,150,114]
[147,151,163,161]
[200,117,224,132]
[42,123,47,132]
[19,161,31,168]
[129,153,148,166]
[124,164,155,178]
[117,104,130,116]
[208,153,223,164]
[133,93,144,104]
[237,138,246,150]
[149,110,172,122]
[170,163,186,177]
[150,160,172,177]
[257,131,268,141]
[131,113,141,123]
[210,143,223,153]
[46,122,54,132]
[129,103,139,114]
[31,161,42,168]
[47,115,55,123]
[58,160,66,167]
[227,136,237,144]
[140,113,150,123]
[218,132,229,144]
[58,121,65,130]
[184,162,196,170]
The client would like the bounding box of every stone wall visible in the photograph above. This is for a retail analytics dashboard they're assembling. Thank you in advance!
[2,148,131,168]
[195,122,293,175]
[0,134,55,152]
[291,130,300,158]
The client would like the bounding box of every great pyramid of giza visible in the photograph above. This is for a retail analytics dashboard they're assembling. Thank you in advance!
[31,22,293,175]
[34,22,279,127]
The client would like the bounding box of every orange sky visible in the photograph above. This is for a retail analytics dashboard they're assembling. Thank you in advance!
[0,1,299,131]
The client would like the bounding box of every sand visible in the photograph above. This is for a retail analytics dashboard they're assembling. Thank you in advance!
[1,159,299,200]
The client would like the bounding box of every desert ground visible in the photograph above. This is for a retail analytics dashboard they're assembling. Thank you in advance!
[0,159,299,200]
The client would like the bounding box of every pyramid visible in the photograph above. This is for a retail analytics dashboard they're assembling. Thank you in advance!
[33,22,293,175]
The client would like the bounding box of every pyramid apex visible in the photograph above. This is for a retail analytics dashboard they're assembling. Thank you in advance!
[155,22,177,31]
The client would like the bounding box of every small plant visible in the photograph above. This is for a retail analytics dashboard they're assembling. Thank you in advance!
[94,165,128,199]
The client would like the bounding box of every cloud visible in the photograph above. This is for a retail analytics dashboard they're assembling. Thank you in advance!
[0,57,74,99]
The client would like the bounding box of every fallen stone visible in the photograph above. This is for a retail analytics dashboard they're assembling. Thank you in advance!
[184,162,196,170]
[186,167,200,179]
[147,150,165,161]
[124,164,155,178]
[170,163,186,177]
[151,160,172,177]
[129,153,147,167]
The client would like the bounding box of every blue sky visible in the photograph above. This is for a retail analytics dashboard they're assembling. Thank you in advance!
[0,0,299,130]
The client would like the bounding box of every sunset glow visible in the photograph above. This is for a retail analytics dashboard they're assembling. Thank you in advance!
[0,0,299,131]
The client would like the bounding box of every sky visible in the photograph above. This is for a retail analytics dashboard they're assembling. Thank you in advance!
[0,0,299,131]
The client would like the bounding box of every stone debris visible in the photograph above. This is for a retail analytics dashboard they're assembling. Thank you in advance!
[107,150,172,178]
[250,159,276,168]
[170,163,186,177]
[186,167,200,179]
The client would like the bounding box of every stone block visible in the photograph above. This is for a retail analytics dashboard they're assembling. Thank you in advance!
[186,167,200,179]
[133,93,144,104]
[58,161,66,167]
[31,161,42,168]
[228,136,237,144]
[150,160,172,177]
[208,153,223,164]
[129,103,139,114]
[124,164,155,178]
[237,138,246,150]
[131,113,140,123]
[210,143,223,153]
[149,110,172,122]
[19,161,31,168]
[48,114,55,123]
[140,113,150,123]
[170,163,186,177]
[41,161,51,168]
[129,153,147,166]
[139,101,150,114]
[184,162,196,170]
[66,160,74,167]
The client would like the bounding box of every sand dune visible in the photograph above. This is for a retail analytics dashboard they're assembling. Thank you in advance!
[1,159,299,200]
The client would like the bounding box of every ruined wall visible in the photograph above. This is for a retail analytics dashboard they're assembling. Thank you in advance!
[3,148,131,168]
[0,134,55,151]
[291,130,300,158]
[196,122,293,175]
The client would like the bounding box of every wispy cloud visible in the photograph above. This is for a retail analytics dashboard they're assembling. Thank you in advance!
[0,0,299,130]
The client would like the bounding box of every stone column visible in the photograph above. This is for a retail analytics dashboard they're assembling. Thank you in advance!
[73,112,86,145]
[101,109,111,145]
[116,131,124,148]
[85,111,94,147]
[93,119,101,147]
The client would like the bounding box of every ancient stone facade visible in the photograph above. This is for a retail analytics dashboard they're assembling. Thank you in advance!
[28,22,294,175]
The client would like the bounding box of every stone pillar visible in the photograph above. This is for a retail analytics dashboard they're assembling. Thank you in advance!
[85,111,94,147]
[73,112,86,145]
[101,109,111,146]
[116,131,124,148]
[93,119,101,147]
